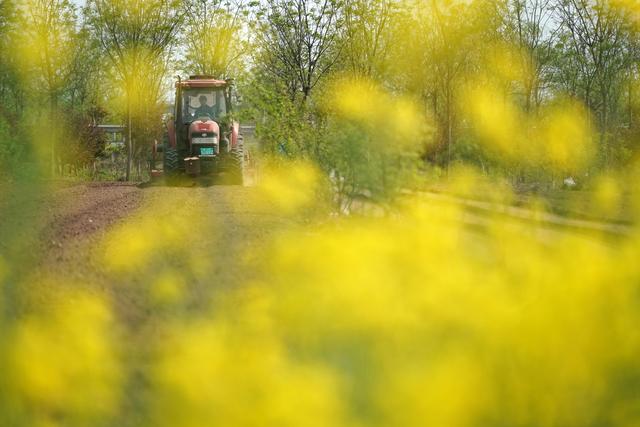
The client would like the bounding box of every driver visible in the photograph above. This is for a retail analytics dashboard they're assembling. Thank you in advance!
[193,95,216,119]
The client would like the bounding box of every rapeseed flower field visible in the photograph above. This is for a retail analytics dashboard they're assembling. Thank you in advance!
[1,0,640,425]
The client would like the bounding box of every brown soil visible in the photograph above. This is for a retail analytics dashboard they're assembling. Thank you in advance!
[44,183,143,257]
[2,180,295,319]
[1,182,142,316]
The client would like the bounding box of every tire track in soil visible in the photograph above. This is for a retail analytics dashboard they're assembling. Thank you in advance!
[5,183,143,316]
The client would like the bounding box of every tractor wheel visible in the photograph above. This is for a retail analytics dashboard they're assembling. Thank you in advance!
[163,145,180,185]
[226,142,244,185]
[164,145,179,173]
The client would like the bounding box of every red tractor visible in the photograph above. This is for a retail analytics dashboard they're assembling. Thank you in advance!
[153,75,244,184]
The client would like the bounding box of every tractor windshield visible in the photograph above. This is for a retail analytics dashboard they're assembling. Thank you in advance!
[182,88,227,123]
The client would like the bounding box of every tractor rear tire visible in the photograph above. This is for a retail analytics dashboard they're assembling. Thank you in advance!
[164,145,179,175]
[163,145,180,185]
[226,143,244,185]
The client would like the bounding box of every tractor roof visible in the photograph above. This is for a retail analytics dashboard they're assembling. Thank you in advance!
[176,75,229,89]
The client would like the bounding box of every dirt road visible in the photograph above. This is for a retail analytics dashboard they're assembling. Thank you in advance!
[1,182,297,320]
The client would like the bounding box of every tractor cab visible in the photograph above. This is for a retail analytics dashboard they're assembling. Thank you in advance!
[178,84,228,124]
[175,76,232,124]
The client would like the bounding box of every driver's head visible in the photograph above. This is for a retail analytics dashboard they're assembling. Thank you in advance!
[199,95,207,106]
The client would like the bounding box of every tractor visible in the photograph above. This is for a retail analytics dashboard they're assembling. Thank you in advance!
[152,75,244,184]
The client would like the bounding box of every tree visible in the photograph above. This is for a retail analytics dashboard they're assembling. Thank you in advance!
[18,0,78,174]
[87,0,182,180]
[64,27,103,115]
[340,0,397,79]
[0,0,21,118]
[507,0,558,113]
[182,0,248,78]
[254,0,343,103]
[555,0,635,164]
[400,0,496,168]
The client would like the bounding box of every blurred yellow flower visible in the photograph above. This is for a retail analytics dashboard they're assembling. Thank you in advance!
[151,319,348,427]
[541,101,594,171]
[7,293,122,423]
[466,84,523,157]
[258,162,325,214]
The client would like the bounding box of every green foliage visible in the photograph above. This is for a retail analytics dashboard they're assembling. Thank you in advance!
[319,118,419,208]
[86,0,183,180]
[181,0,248,78]
[252,0,343,102]
[243,71,315,158]
[340,0,398,79]
[0,0,22,117]
[0,116,24,172]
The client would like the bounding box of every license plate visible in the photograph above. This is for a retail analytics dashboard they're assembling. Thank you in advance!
[200,147,214,155]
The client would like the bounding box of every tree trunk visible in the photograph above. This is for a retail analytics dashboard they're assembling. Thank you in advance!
[445,76,452,177]
[601,90,608,167]
[126,107,132,181]
[50,97,57,177]
[629,77,633,127]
